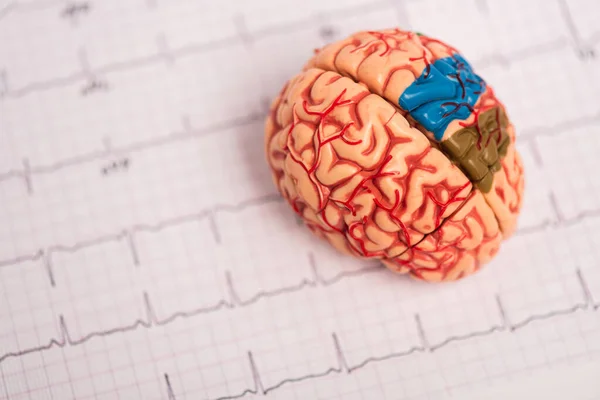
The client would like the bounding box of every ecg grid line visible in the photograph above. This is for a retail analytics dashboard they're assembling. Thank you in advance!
[0,185,597,285]
[0,188,598,368]
[2,262,599,371]
[0,107,598,193]
[163,269,600,400]
[0,0,598,183]
[2,0,600,399]
[3,252,598,398]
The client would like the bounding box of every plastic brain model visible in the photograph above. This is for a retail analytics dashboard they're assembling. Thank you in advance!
[264,29,524,282]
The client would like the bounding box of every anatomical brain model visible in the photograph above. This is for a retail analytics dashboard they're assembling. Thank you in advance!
[264,29,524,282]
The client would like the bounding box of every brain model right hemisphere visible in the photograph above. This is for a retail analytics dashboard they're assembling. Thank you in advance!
[264,29,525,282]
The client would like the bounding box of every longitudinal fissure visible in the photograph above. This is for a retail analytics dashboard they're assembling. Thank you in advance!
[265,28,524,281]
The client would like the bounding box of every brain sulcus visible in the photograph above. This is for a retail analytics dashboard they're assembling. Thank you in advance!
[264,28,525,282]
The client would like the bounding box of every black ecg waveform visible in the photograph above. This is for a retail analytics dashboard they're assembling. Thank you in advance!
[0,104,597,193]
[0,1,64,22]
[0,27,597,191]
[0,111,264,191]
[0,253,383,365]
[60,2,90,21]
[0,189,597,373]
[164,373,177,400]
[0,190,596,367]
[161,268,599,400]
[519,110,600,142]
[0,0,598,193]
[1,0,598,101]
[0,2,599,394]
[514,193,600,236]
[556,0,597,59]
[0,186,597,287]
[0,193,282,285]
[0,0,387,99]
[0,189,598,288]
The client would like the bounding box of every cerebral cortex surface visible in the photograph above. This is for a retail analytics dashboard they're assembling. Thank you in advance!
[264,29,525,282]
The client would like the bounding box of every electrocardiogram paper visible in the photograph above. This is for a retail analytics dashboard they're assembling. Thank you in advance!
[1,0,600,399]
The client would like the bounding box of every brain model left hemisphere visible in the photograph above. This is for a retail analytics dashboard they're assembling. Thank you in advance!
[264,29,524,282]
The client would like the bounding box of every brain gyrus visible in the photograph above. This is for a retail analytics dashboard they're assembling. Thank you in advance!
[264,29,524,282]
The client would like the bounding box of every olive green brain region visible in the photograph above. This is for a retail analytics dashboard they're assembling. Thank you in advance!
[264,29,524,282]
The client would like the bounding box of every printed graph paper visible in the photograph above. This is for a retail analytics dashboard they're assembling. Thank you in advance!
[1,0,600,399]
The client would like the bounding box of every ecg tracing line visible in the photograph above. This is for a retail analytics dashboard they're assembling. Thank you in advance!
[0,0,385,99]
[0,110,265,188]
[0,223,597,385]
[515,109,599,167]
[0,251,595,377]
[0,0,65,22]
[165,373,177,400]
[471,36,571,69]
[0,31,589,99]
[0,31,596,188]
[0,254,383,365]
[0,104,597,196]
[519,110,600,141]
[0,183,597,285]
[0,65,596,186]
[559,0,579,40]
[0,183,592,385]
[557,0,585,51]
[1,236,598,371]
[0,193,283,286]
[1,0,597,102]
[1,250,596,393]
[248,0,391,41]
[0,187,598,287]
[0,4,597,400]
[161,267,599,400]
[515,193,600,237]
[0,0,388,26]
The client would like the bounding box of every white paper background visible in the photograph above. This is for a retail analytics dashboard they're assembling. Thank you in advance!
[1,0,600,399]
